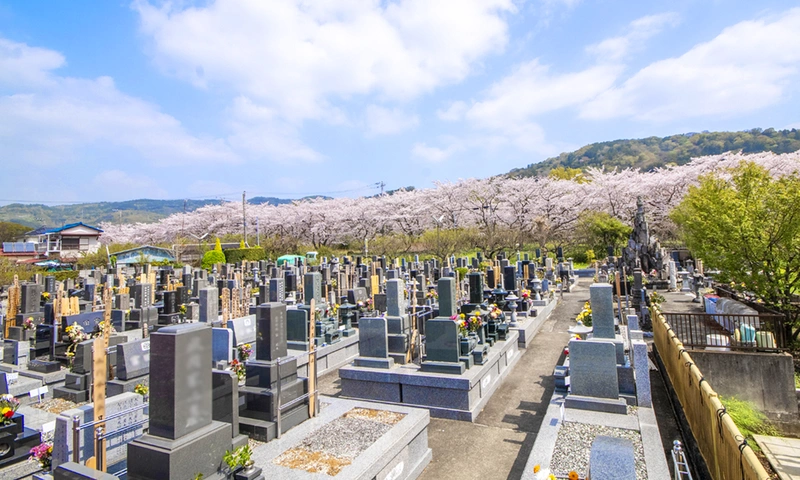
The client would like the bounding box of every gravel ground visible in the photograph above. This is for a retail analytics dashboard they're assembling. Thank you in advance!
[30,398,86,415]
[550,421,647,480]
[295,416,392,459]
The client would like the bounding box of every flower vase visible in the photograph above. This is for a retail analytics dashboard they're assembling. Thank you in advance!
[459,336,471,356]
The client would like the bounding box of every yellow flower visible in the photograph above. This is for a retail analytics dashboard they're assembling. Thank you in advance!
[533,465,540,473]
[1,407,10,415]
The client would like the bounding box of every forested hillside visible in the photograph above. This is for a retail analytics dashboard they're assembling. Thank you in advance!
[509,128,800,177]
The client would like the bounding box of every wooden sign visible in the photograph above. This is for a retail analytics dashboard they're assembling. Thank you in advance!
[307,299,317,418]
[5,276,20,337]
[370,275,379,300]
[88,288,111,470]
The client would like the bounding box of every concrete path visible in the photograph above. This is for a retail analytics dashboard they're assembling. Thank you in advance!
[318,280,589,480]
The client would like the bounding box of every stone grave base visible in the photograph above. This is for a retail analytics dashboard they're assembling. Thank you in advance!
[522,392,669,480]
[564,394,628,414]
[251,396,431,480]
[107,376,149,397]
[0,362,66,386]
[127,421,230,480]
[512,296,558,348]
[2,375,42,405]
[290,331,359,378]
[339,330,520,421]
[239,403,310,442]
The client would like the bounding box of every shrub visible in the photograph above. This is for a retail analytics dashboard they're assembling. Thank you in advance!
[202,239,226,270]
[224,247,267,264]
[720,396,780,451]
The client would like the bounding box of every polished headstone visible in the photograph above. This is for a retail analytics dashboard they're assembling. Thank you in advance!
[437,277,457,318]
[568,339,619,399]
[255,303,287,362]
[386,279,405,317]
[589,436,636,480]
[589,283,615,339]
[116,338,151,381]
[212,328,234,364]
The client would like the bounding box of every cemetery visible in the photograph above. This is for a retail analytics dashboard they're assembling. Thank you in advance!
[1,155,799,480]
[0,158,800,479]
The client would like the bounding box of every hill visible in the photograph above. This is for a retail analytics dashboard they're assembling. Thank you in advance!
[508,128,800,177]
[0,197,297,228]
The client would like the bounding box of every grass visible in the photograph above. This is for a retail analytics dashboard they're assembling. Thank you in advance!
[795,371,800,389]
[720,396,780,452]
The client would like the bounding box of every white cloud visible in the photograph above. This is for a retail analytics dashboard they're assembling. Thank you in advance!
[586,12,680,61]
[134,0,516,122]
[365,105,419,136]
[411,143,463,163]
[581,8,800,121]
[225,96,323,162]
[0,37,237,167]
[466,60,621,129]
[786,122,800,130]
[437,101,468,121]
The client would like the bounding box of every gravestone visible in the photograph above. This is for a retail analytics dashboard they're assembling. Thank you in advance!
[347,287,368,305]
[467,272,483,304]
[353,317,394,369]
[268,278,285,303]
[211,369,249,451]
[3,339,28,365]
[386,279,405,317]
[303,272,323,304]
[631,339,651,407]
[227,315,257,347]
[199,287,219,323]
[420,319,464,375]
[127,323,230,480]
[286,309,309,351]
[212,328,233,365]
[565,339,626,414]
[437,277,457,318]
[20,283,43,314]
[131,283,153,309]
[240,303,309,441]
[589,436,636,480]
[589,284,615,339]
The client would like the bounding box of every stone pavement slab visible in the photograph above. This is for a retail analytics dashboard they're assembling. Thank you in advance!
[754,435,800,480]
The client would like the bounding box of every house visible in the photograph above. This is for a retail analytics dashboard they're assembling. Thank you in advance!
[113,245,175,266]
[22,222,103,260]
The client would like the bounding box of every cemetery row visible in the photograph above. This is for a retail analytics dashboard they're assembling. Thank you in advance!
[0,251,570,479]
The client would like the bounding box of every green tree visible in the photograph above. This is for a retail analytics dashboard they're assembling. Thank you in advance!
[0,221,30,243]
[575,211,632,256]
[202,238,226,270]
[671,161,800,338]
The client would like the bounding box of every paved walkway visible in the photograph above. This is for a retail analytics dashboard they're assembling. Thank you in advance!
[318,280,588,480]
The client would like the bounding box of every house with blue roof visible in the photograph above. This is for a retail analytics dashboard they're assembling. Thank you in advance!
[22,222,103,260]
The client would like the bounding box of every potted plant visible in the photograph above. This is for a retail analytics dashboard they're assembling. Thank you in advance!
[223,445,258,479]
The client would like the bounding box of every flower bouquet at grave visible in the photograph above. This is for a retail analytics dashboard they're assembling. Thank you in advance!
[451,314,469,337]
[134,384,149,396]
[64,322,88,361]
[30,442,53,470]
[179,304,187,317]
[467,314,483,333]
[238,343,253,362]
[22,317,35,331]
[488,304,504,322]
[41,292,50,302]
[230,359,246,382]
[575,301,592,326]
[91,321,116,339]
[520,289,531,301]
[0,394,20,425]
[425,289,438,300]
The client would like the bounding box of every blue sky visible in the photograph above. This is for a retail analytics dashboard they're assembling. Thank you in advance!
[1,0,798,204]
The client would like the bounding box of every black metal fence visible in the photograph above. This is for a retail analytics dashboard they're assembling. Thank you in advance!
[662,312,787,351]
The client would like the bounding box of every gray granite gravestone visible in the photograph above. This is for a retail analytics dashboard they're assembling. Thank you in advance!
[115,338,150,380]
[127,323,230,480]
[588,436,636,480]
[303,272,323,304]
[353,317,394,369]
[199,287,219,323]
[227,315,256,346]
[568,339,619,399]
[268,278,285,303]
[589,283,615,339]
[255,303,286,361]
[386,279,405,317]
[632,339,651,407]
[437,277,457,317]
[211,369,249,451]
[420,318,464,375]
[286,308,309,351]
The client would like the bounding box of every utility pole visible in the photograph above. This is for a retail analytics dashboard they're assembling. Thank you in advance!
[242,191,247,246]
[256,217,260,247]
[379,181,386,195]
